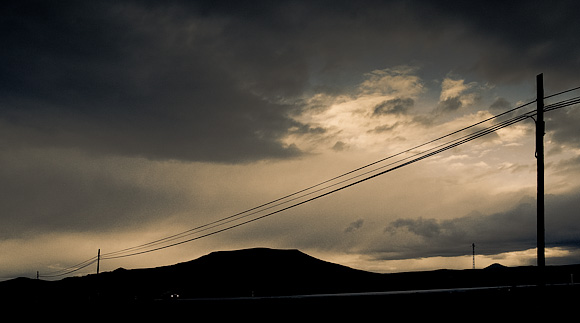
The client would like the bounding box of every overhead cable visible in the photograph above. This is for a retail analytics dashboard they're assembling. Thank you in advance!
[102,106,539,259]
[49,85,580,273]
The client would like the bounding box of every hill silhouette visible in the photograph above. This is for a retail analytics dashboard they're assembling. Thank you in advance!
[1,247,579,309]
[485,262,507,270]
[83,247,384,301]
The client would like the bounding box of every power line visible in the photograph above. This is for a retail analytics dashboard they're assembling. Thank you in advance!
[101,100,538,259]
[39,257,98,278]
[102,104,540,260]
[103,113,534,259]
[544,95,580,113]
[105,112,535,258]
[43,85,580,276]
[544,85,580,100]
[100,94,580,261]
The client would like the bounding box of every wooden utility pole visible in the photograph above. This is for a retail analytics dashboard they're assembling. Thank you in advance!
[96,249,101,275]
[472,243,475,269]
[536,73,545,268]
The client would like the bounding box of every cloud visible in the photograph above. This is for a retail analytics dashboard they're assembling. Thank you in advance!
[431,0,580,89]
[489,97,512,113]
[552,155,580,176]
[386,217,441,238]
[360,66,424,97]
[369,123,400,134]
[548,108,580,149]
[434,77,484,115]
[0,148,190,238]
[373,98,414,116]
[345,219,364,233]
[332,141,348,151]
[290,65,426,152]
[382,192,580,259]
[440,78,474,102]
[436,96,463,113]
[2,1,578,164]
[0,1,306,163]
[1,0,579,278]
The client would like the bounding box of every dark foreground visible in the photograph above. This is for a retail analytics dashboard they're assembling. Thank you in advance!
[154,284,578,318]
[9,283,577,321]
[2,248,579,320]
[56,284,576,321]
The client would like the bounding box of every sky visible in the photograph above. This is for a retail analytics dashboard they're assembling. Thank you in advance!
[1,0,580,280]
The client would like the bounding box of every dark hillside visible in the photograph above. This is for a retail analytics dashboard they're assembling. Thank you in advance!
[14,248,383,302]
[1,247,579,306]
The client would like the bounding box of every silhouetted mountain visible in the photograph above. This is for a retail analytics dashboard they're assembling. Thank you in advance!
[1,247,579,307]
[485,263,507,270]
[82,247,385,302]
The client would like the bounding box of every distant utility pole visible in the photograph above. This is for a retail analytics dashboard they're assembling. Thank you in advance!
[536,74,545,268]
[96,249,101,275]
[472,243,475,269]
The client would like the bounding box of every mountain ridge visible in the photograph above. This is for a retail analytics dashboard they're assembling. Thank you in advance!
[1,247,579,304]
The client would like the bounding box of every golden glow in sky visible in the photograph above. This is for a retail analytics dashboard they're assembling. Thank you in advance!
[1,1,579,280]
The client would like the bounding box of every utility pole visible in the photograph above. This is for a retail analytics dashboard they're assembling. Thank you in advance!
[536,73,545,269]
[472,243,475,269]
[96,249,101,275]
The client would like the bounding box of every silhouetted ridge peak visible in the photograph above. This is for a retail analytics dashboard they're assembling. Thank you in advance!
[485,263,507,270]
[204,247,305,260]
[188,247,354,276]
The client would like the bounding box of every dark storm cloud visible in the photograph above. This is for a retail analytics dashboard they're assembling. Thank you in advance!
[427,0,580,89]
[1,0,578,163]
[383,193,580,259]
[0,1,304,163]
